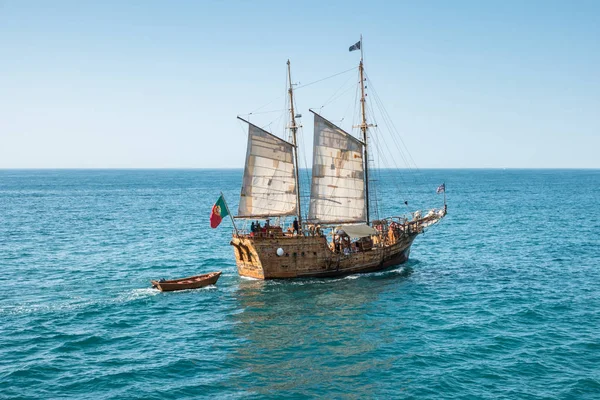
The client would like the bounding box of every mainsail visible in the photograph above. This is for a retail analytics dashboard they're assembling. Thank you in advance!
[237,121,297,218]
[308,112,366,224]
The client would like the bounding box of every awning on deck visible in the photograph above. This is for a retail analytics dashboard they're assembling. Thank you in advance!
[336,224,378,238]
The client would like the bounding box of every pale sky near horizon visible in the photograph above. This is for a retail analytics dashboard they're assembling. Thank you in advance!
[1,1,599,168]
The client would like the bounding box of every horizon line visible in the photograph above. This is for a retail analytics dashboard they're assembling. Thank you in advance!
[1,167,599,171]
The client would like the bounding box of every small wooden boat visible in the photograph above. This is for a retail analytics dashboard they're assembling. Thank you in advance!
[151,271,222,292]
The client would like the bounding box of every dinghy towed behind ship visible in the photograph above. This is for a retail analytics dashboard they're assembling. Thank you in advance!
[228,38,446,279]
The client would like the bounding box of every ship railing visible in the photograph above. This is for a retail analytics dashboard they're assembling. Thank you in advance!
[235,226,321,239]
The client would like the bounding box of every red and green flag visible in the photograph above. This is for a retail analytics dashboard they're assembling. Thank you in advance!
[210,194,230,228]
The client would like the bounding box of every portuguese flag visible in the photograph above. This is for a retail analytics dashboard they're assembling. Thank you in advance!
[210,194,230,228]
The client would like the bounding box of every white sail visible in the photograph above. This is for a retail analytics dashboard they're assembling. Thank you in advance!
[238,122,297,218]
[308,113,365,224]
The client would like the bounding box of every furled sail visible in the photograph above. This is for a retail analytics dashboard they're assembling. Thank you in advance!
[308,112,366,224]
[237,121,297,218]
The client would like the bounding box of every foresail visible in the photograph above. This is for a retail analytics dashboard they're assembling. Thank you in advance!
[238,123,297,218]
[308,113,365,224]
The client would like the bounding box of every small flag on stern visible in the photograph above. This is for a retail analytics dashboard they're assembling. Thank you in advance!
[436,183,446,194]
[349,41,361,52]
[210,194,230,228]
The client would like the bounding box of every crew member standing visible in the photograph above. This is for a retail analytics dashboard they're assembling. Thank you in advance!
[293,218,299,234]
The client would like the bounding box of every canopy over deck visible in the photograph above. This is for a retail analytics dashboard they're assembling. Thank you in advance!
[336,224,377,238]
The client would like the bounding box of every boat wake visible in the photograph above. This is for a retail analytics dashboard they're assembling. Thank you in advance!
[115,288,160,303]
[2,288,161,316]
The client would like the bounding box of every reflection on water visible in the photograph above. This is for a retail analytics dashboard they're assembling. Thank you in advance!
[227,268,413,396]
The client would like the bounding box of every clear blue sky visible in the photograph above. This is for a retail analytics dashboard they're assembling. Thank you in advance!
[1,0,598,168]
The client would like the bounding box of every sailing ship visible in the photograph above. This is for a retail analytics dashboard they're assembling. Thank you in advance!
[229,39,446,279]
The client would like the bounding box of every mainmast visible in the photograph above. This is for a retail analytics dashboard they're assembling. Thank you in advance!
[358,35,370,224]
[287,60,302,231]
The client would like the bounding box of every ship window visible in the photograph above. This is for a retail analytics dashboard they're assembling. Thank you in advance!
[293,252,297,257]
[301,252,305,257]
[313,252,317,256]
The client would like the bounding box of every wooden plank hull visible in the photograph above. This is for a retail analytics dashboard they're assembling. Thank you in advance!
[151,271,221,292]
[230,234,416,280]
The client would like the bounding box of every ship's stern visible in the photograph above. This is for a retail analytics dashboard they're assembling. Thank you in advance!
[230,236,265,279]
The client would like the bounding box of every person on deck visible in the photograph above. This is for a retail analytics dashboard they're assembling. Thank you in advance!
[250,221,256,233]
[293,218,299,234]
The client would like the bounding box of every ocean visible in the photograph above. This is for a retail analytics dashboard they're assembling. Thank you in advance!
[1,169,599,399]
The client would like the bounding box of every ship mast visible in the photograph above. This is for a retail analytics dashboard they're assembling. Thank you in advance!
[358,35,371,224]
[287,60,302,232]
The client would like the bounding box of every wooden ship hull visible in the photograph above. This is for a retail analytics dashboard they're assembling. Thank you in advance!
[229,209,447,280]
[231,234,415,279]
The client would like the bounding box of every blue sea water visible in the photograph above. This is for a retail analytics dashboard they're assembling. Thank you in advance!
[1,169,599,399]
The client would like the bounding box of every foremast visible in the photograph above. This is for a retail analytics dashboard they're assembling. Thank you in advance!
[287,60,302,232]
[235,62,302,223]
[357,35,375,225]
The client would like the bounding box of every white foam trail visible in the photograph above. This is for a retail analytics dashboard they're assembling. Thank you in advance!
[114,288,159,303]
[239,276,260,281]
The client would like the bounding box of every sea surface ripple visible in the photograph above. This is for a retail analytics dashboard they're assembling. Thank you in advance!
[1,169,599,399]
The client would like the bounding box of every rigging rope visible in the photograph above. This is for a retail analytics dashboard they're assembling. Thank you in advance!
[365,100,412,205]
[238,109,285,117]
[295,67,356,90]
[319,72,356,109]
[365,73,420,171]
